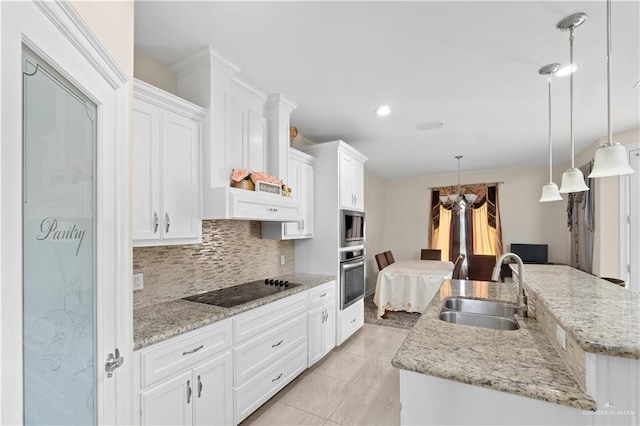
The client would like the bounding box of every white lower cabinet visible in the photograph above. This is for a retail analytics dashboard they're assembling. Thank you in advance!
[307,281,336,366]
[338,298,364,346]
[136,284,339,425]
[140,350,232,426]
[136,320,233,426]
[232,292,308,424]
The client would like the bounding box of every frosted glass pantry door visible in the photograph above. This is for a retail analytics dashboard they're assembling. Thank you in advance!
[22,47,97,425]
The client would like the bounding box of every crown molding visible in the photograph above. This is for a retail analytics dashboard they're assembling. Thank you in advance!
[171,45,241,80]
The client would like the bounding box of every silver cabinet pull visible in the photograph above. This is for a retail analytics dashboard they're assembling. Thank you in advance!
[182,345,204,356]
[186,380,192,404]
[105,348,124,378]
[272,373,283,383]
[153,212,159,234]
[197,375,203,398]
[351,318,356,323]
[301,219,305,230]
[319,292,326,298]
[165,212,170,233]
[272,340,283,348]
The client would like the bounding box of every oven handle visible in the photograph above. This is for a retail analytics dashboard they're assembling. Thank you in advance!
[342,261,364,270]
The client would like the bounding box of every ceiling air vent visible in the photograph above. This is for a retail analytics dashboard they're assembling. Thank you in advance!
[415,120,444,131]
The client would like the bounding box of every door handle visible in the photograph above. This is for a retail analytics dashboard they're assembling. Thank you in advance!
[105,348,124,378]
[165,212,170,233]
[153,212,159,234]
[197,375,203,398]
[186,380,192,404]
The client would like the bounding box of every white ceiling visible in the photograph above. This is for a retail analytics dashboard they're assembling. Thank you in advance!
[134,1,640,179]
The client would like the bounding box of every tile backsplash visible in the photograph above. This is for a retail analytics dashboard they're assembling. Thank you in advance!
[133,220,294,309]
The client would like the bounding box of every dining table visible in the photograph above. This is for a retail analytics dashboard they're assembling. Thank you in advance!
[373,259,454,319]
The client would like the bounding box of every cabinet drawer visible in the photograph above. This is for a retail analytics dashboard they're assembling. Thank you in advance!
[230,191,300,222]
[234,343,307,424]
[234,312,307,386]
[308,281,336,309]
[139,320,232,388]
[339,298,364,345]
[234,292,306,344]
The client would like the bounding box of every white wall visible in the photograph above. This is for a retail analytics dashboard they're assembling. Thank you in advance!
[380,165,568,265]
[364,169,386,295]
[134,48,177,94]
[571,127,640,277]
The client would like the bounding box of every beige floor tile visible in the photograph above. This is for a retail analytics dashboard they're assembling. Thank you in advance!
[329,386,401,426]
[375,334,408,363]
[312,350,369,381]
[352,358,400,394]
[337,332,388,359]
[277,371,356,419]
[241,401,326,426]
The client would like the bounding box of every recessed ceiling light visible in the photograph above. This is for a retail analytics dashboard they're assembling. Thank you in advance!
[376,105,391,116]
[555,63,578,77]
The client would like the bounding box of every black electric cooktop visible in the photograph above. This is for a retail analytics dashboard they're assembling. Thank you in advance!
[183,279,302,308]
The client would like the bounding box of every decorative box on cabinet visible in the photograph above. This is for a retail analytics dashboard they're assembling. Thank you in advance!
[307,281,336,366]
[262,148,314,239]
[136,319,233,426]
[133,79,205,247]
[232,292,308,424]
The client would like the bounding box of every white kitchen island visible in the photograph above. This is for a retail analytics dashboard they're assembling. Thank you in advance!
[392,265,640,426]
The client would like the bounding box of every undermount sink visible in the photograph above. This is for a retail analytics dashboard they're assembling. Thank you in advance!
[439,311,520,330]
[439,297,520,331]
[444,297,518,318]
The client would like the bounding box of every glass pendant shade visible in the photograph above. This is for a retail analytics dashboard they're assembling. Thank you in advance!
[539,182,563,202]
[589,143,635,178]
[464,193,477,204]
[559,168,589,193]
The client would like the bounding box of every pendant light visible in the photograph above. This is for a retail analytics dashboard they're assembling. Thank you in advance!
[557,13,590,194]
[588,0,635,178]
[539,63,563,202]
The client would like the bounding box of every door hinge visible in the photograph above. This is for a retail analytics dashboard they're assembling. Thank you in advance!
[105,348,124,378]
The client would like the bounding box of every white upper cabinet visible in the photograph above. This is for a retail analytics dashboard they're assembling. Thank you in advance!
[133,79,205,247]
[171,47,299,222]
[262,148,314,239]
[338,151,365,211]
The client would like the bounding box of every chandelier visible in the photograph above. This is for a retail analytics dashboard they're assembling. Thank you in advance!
[439,155,477,209]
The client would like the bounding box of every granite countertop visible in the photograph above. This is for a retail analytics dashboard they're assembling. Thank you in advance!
[133,273,335,350]
[391,279,597,411]
[514,264,640,359]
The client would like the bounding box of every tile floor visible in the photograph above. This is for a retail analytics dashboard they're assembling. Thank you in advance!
[241,323,409,426]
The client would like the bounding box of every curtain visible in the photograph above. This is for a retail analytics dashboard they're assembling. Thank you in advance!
[567,162,595,273]
[429,190,452,262]
[471,184,503,256]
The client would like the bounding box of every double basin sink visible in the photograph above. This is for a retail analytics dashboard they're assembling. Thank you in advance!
[439,297,520,331]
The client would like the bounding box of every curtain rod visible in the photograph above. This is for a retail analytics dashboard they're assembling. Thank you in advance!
[427,181,504,190]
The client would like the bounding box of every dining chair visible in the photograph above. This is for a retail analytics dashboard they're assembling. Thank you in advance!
[420,249,442,261]
[375,253,389,271]
[384,250,395,265]
[452,254,465,279]
[467,254,497,281]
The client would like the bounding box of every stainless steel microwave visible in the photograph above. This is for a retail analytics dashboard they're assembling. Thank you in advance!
[340,209,365,247]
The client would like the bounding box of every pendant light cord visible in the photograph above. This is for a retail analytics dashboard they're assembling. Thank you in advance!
[548,74,553,182]
[569,28,575,169]
[607,0,613,146]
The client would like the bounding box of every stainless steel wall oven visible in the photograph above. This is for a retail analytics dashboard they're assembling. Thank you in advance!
[340,248,365,309]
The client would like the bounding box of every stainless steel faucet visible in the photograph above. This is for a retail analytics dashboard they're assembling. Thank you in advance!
[491,253,528,317]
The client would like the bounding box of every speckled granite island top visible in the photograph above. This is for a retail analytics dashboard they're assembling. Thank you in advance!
[515,264,640,359]
[391,279,597,411]
[133,273,335,350]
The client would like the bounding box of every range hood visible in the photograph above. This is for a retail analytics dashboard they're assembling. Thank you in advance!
[171,46,300,222]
